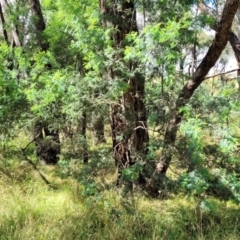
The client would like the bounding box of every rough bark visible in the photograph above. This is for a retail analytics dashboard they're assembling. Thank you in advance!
[100,0,149,183]
[160,0,239,175]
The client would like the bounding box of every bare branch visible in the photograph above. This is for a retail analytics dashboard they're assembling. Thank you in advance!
[17,136,51,186]
[204,68,240,80]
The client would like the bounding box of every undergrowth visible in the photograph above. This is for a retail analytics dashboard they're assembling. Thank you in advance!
[0,160,240,240]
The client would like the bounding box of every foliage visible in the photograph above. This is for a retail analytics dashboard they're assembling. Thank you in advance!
[0,1,240,238]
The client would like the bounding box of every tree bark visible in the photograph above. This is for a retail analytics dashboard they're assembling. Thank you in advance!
[29,0,49,51]
[159,0,239,175]
[100,0,149,183]
[0,0,21,46]
[0,2,9,44]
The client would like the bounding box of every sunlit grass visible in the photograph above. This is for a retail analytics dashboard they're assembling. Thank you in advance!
[0,160,240,240]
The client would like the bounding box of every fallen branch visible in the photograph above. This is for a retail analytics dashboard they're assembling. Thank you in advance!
[18,134,51,185]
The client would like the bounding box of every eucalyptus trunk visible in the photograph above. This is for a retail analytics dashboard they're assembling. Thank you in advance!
[100,0,149,184]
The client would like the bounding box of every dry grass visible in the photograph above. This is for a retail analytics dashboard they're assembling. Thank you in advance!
[0,160,240,240]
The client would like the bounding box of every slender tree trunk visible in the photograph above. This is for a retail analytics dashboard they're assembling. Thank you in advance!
[158,0,238,178]
[0,0,21,46]
[199,2,240,90]
[100,0,149,184]
[82,112,88,164]
[228,32,240,89]
[0,2,9,44]
[93,114,106,144]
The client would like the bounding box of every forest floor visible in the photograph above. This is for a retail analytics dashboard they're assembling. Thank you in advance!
[0,155,240,240]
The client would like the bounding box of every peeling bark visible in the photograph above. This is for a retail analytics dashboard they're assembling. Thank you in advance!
[100,0,149,184]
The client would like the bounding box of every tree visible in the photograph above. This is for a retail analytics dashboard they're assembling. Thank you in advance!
[28,0,61,164]
[157,0,239,178]
[99,0,149,185]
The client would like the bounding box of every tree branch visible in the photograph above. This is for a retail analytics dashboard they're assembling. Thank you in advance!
[204,68,240,80]
[18,135,51,186]
[161,0,239,174]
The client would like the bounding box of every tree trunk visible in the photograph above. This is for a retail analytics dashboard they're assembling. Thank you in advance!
[93,114,106,144]
[158,0,238,177]
[228,31,240,89]
[29,0,49,51]
[82,112,88,164]
[34,122,60,164]
[100,0,149,184]
[0,0,21,46]
[199,2,240,90]
[30,0,60,164]
[0,2,9,44]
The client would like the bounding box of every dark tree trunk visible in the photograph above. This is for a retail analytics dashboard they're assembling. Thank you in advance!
[30,0,60,164]
[0,3,9,44]
[93,114,106,144]
[158,0,238,178]
[228,31,240,89]
[29,0,49,51]
[100,0,149,184]
[34,122,60,164]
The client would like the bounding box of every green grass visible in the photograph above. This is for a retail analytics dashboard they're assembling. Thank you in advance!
[0,161,240,240]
